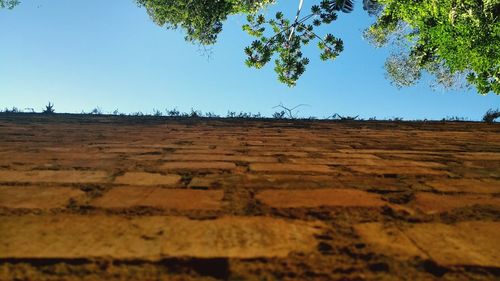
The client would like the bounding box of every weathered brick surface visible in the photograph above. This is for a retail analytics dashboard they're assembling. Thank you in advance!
[290,157,446,168]
[454,152,500,160]
[256,189,386,208]
[0,215,324,259]
[413,192,500,214]
[425,179,500,194]
[0,115,499,280]
[348,165,450,175]
[114,172,181,186]
[164,154,277,163]
[356,222,500,267]
[91,187,223,210]
[161,161,237,171]
[249,163,333,174]
[354,223,426,260]
[406,222,500,267]
[0,186,84,209]
[0,170,109,184]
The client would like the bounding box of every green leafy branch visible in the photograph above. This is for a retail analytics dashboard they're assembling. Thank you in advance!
[242,0,353,87]
[0,0,20,9]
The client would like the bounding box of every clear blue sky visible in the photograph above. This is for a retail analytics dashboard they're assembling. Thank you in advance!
[1,0,498,120]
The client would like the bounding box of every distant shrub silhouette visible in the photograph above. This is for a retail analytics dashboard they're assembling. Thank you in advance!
[166,108,181,117]
[2,107,21,113]
[329,113,359,120]
[272,111,286,119]
[153,109,163,116]
[442,116,469,122]
[483,109,500,123]
[42,102,55,114]
[189,108,202,118]
[90,107,103,115]
[0,102,481,122]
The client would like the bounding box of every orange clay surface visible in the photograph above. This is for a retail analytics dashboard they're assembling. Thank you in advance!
[0,114,499,280]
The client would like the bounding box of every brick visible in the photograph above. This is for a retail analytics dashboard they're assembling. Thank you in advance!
[322,152,381,159]
[338,149,438,155]
[348,165,449,176]
[163,154,277,163]
[336,175,409,191]
[425,179,500,194]
[0,186,85,209]
[355,221,500,267]
[107,147,161,154]
[188,176,220,189]
[188,174,345,189]
[454,152,500,161]
[374,159,445,168]
[249,151,310,157]
[290,158,445,168]
[171,148,235,155]
[0,215,324,259]
[114,172,181,186]
[41,147,73,152]
[0,151,117,168]
[354,223,426,260]
[246,146,325,153]
[463,159,500,169]
[286,157,371,165]
[250,163,332,174]
[91,187,223,210]
[406,222,500,267]
[381,153,448,161]
[246,174,345,188]
[0,170,109,184]
[413,192,500,214]
[256,189,386,208]
[161,162,236,170]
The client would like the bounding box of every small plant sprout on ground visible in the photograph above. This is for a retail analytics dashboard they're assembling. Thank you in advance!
[1,103,497,123]
[42,102,55,114]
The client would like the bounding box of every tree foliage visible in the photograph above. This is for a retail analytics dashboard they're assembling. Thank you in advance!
[138,0,498,93]
[135,0,273,45]
[242,1,353,86]
[0,0,19,9]
[3,0,499,94]
[365,0,500,94]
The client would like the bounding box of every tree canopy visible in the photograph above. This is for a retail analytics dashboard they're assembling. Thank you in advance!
[138,0,498,94]
[135,0,274,45]
[365,0,500,94]
[0,0,19,9]
[242,1,351,86]
[3,0,499,94]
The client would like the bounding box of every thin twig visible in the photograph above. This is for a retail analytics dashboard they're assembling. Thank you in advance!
[288,0,305,41]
